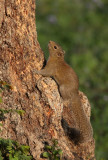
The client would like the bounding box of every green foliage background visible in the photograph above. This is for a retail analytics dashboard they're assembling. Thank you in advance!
[36,0,108,159]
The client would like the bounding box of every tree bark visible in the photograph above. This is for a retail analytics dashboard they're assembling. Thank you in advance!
[0,0,95,159]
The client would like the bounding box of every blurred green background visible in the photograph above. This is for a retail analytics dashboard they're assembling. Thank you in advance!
[36,0,108,159]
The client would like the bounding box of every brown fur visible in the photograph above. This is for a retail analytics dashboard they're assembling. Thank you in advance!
[34,41,93,143]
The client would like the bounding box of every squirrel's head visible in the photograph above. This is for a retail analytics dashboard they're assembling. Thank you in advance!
[48,41,65,59]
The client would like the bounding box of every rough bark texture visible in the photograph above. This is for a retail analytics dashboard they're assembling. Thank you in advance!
[0,0,95,159]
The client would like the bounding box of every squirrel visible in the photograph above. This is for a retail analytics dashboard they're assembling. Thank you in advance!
[34,40,93,143]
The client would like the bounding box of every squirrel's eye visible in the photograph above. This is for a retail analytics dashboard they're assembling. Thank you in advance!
[54,46,57,49]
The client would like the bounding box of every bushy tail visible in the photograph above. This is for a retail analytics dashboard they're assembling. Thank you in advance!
[70,94,93,143]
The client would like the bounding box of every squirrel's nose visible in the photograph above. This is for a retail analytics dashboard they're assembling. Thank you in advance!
[48,41,53,46]
[49,40,52,44]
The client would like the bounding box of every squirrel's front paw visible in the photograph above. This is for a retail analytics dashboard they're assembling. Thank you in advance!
[33,70,40,74]
[63,100,70,107]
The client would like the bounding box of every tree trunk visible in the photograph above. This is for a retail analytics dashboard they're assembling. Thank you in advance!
[0,0,95,159]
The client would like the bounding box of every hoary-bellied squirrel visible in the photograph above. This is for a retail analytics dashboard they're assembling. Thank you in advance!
[34,41,93,143]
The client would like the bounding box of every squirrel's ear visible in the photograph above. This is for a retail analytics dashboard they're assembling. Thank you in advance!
[63,50,65,54]
[57,50,65,57]
[57,52,63,57]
